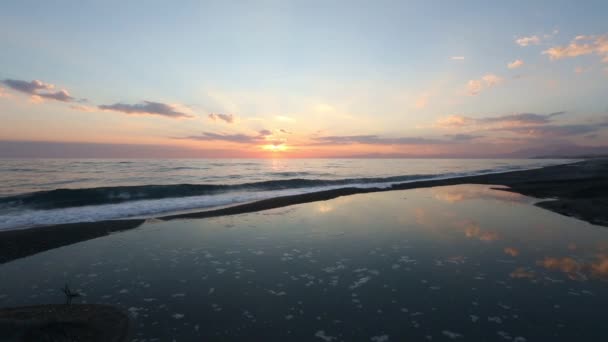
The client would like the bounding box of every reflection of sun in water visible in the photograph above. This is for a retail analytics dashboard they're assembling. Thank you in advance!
[262,144,288,152]
[317,203,333,213]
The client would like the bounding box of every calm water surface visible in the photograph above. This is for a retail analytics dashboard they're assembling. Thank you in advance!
[0,185,606,341]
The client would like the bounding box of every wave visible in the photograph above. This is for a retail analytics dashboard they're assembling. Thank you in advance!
[0,160,575,230]
[0,174,438,210]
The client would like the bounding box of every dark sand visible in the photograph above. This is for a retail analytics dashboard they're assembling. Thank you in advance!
[0,220,144,264]
[0,159,606,265]
[0,304,130,341]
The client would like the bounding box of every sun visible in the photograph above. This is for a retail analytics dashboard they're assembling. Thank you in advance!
[262,143,288,152]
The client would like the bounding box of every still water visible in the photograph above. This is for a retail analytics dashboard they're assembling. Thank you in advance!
[0,185,606,341]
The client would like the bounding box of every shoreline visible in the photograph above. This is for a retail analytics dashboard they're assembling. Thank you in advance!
[1,158,606,264]
[159,158,608,226]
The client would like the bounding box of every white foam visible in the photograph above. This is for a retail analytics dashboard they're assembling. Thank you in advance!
[0,159,575,231]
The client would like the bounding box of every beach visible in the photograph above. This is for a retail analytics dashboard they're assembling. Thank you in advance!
[1,159,606,265]
[1,180,607,341]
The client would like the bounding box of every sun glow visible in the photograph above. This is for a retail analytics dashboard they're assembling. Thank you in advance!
[262,143,288,152]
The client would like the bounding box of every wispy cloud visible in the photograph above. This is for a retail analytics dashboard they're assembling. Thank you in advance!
[2,79,82,103]
[98,101,194,118]
[507,59,524,69]
[436,112,565,128]
[208,113,235,123]
[495,122,608,137]
[467,74,503,95]
[450,56,465,60]
[312,134,444,146]
[177,130,272,144]
[515,35,541,47]
[435,111,608,139]
[69,104,97,112]
[543,34,608,63]
[444,134,482,141]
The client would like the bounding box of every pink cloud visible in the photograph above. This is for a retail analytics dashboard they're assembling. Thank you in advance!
[467,74,503,95]
[507,59,524,69]
[515,35,541,47]
[208,113,235,123]
[543,34,608,62]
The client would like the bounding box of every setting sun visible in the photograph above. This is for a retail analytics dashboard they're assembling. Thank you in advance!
[262,143,288,152]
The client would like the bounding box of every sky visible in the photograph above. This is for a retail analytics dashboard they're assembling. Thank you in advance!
[1,0,607,158]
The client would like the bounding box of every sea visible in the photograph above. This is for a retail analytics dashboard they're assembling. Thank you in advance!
[0,158,573,230]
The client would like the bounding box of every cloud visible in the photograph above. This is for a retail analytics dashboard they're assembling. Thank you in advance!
[444,134,482,141]
[467,80,483,96]
[450,56,465,60]
[2,79,80,103]
[496,123,607,137]
[482,74,502,86]
[312,134,444,146]
[98,101,193,118]
[481,112,564,125]
[432,112,608,139]
[436,112,565,128]
[279,129,292,134]
[467,74,503,95]
[515,35,541,47]
[435,115,475,128]
[543,34,608,63]
[69,105,97,112]
[507,59,524,69]
[177,129,272,144]
[208,113,234,123]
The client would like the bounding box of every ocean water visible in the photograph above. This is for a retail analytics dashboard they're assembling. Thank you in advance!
[1,185,606,341]
[0,158,572,230]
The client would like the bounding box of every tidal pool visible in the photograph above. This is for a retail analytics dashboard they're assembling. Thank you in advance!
[1,185,607,341]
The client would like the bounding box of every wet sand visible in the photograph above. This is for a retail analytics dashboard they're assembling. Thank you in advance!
[0,220,144,264]
[0,158,606,264]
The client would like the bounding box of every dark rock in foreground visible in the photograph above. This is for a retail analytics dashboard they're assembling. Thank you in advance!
[0,304,130,342]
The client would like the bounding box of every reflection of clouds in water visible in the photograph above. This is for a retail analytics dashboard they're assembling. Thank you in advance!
[539,257,584,280]
[463,222,500,242]
[591,254,608,278]
[510,267,536,279]
[410,207,501,243]
[432,185,527,204]
[537,254,608,281]
[504,247,519,257]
